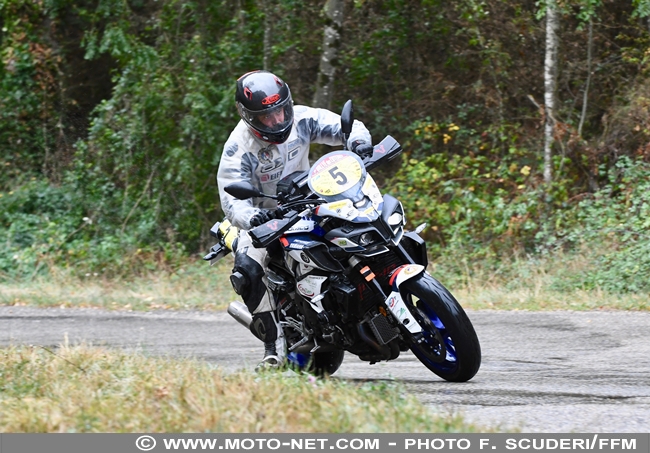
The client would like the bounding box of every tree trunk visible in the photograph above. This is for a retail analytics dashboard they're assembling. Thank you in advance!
[544,0,559,185]
[312,0,343,110]
[578,19,593,138]
[262,0,274,71]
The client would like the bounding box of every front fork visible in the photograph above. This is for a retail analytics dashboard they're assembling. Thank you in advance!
[384,264,425,335]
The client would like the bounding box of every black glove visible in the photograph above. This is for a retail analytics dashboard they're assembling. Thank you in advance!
[249,209,279,227]
[351,140,374,159]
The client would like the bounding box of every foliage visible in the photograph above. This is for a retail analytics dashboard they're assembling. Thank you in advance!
[557,157,650,292]
[3,0,273,276]
[66,0,257,252]
[395,121,650,293]
[391,117,544,257]
[1,0,650,296]
[0,177,188,278]
[0,179,84,277]
[0,0,61,185]
[632,0,650,17]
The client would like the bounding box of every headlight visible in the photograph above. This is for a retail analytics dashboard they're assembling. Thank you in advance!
[387,212,404,226]
[359,232,374,246]
[354,198,370,208]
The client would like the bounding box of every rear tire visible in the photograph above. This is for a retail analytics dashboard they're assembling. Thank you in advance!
[287,349,345,377]
[311,349,345,376]
[400,274,481,382]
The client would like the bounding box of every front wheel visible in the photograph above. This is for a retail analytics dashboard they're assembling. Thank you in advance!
[400,274,481,382]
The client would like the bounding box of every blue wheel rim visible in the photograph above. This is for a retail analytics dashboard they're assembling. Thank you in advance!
[410,298,459,373]
[287,352,311,369]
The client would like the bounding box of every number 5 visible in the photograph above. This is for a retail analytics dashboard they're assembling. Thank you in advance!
[328,166,348,185]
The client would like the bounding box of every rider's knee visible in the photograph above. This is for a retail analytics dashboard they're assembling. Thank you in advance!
[232,252,266,312]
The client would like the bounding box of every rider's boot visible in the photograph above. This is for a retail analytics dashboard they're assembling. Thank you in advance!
[251,311,286,372]
[256,335,287,372]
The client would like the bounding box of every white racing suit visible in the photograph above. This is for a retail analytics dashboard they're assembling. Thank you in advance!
[216,105,371,365]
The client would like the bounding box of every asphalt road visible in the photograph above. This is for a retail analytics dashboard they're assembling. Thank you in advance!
[1,306,649,433]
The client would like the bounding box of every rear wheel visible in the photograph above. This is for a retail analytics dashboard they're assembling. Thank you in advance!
[400,274,481,382]
[287,349,345,377]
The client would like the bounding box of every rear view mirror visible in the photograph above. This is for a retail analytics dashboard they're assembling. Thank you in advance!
[341,100,353,145]
[224,182,264,200]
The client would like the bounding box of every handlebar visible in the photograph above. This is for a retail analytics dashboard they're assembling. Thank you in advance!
[245,136,403,248]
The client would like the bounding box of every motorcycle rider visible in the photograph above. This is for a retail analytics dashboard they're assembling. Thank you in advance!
[216,70,373,371]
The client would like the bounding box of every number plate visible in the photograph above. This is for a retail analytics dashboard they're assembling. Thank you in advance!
[308,151,365,197]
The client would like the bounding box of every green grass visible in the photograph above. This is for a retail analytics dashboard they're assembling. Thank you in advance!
[0,344,490,433]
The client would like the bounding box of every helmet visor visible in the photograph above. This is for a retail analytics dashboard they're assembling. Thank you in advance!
[239,96,294,136]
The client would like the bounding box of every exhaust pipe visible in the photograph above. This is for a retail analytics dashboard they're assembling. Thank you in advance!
[227,301,252,328]
[230,301,342,356]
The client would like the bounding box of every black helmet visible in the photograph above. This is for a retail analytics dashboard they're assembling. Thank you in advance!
[235,70,294,144]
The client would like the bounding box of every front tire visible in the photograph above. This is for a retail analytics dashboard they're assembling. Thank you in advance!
[400,274,481,382]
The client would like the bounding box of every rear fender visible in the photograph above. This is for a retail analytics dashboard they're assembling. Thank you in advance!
[383,265,426,334]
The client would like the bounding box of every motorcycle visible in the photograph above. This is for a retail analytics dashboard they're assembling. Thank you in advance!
[205,100,481,382]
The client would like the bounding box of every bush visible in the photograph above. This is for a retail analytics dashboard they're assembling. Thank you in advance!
[559,157,650,293]
[391,118,650,294]
[390,118,544,258]
[0,178,188,279]
[0,180,84,277]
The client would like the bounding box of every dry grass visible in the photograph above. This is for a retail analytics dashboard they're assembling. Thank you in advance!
[0,258,238,311]
[1,249,648,312]
[456,286,650,311]
[0,344,488,433]
[429,250,650,312]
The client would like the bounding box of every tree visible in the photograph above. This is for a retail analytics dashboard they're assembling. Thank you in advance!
[312,0,344,109]
[544,0,559,185]
[262,0,275,71]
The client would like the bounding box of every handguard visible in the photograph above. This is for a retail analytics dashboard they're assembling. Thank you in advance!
[203,219,239,265]
[363,135,402,171]
[248,210,302,248]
